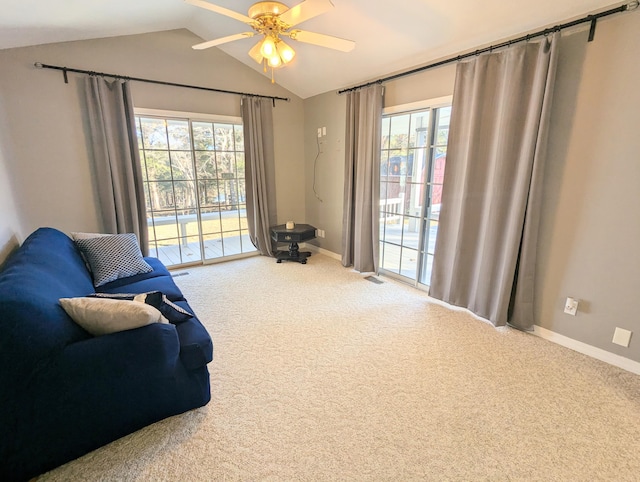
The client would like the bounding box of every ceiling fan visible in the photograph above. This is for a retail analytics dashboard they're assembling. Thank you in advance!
[185,0,355,80]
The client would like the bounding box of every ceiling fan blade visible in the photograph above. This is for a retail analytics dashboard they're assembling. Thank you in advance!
[288,29,355,52]
[279,0,334,27]
[184,0,254,24]
[192,32,255,50]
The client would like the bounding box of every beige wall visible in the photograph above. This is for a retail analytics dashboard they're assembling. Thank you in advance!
[303,91,346,254]
[0,93,22,265]
[303,12,640,362]
[0,29,305,242]
[536,12,640,361]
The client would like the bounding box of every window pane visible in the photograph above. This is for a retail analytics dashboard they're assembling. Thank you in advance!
[140,118,168,149]
[241,230,255,253]
[148,181,175,210]
[380,151,390,177]
[167,119,190,150]
[389,115,410,150]
[381,116,390,150]
[201,212,222,235]
[145,151,171,181]
[234,126,244,149]
[381,242,401,273]
[420,254,434,285]
[217,152,235,179]
[435,107,451,145]
[236,152,245,178]
[192,122,214,150]
[176,209,200,238]
[214,124,234,151]
[409,111,430,148]
[402,217,420,250]
[170,152,194,180]
[221,211,240,232]
[400,248,418,279]
[237,179,246,203]
[152,212,179,240]
[402,184,424,217]
[199,180,220,208]
[222,231,242,256]
[203,233,223,259]
[181,236,202,262]
[173,181,197,210]
[195,152,216,180]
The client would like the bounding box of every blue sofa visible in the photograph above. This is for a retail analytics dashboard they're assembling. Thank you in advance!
[0,228,213,481]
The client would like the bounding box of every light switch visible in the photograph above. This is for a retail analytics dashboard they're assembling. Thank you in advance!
[612,327,632,347]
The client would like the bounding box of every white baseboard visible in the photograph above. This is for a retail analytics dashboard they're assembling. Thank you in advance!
[533,326,640,375]
[303,243,341,261]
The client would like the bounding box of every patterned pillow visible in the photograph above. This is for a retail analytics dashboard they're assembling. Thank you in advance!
[88,291,194,324]
[75,233,152,287]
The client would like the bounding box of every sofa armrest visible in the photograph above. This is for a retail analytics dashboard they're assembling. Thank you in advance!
[59,323,181,378]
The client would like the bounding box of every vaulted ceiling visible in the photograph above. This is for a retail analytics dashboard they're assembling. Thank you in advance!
[0,0,622,98]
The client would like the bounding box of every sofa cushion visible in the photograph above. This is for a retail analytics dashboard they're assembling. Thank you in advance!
[75,234,152,287]
[59,297,169,336]
[88,291,194,323]
[172,300,214,370]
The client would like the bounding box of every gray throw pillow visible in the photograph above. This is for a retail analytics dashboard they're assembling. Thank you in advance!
[75,233,152,287]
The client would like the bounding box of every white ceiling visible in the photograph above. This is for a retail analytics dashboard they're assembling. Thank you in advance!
[0,0,622,98]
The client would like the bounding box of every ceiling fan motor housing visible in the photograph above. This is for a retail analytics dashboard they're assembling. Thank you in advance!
[248,2,289,19]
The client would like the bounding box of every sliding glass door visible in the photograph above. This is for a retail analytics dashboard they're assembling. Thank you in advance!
[379,104,450,287]
[135,112,256,268]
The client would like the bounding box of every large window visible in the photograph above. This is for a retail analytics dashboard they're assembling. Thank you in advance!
[135,110,255,267]
[379,101,451,286]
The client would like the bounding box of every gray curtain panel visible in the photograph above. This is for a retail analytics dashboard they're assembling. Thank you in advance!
[242,96,277,256]
[84,77,148,256]
[341,84,384,273]
[429,33,560,329]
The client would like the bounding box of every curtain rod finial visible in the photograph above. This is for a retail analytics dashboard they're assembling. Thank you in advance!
[34,62,43,69]
[627,0,639,10]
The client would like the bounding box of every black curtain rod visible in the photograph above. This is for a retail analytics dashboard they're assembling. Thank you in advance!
[338,1,638,95]
[34,62,290,103]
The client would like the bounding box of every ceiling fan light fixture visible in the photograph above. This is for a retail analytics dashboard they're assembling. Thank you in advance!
[248,40,264,64]
[276,39,295,64]
[268,53,282,68]
[259,36,277,57]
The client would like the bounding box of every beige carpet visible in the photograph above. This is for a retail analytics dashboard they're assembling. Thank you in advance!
[40,254,640,481]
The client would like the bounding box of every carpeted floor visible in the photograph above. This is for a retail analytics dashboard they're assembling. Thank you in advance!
[40,254,640,481]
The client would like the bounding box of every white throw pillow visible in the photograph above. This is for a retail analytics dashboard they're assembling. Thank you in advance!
[59,297,168,336]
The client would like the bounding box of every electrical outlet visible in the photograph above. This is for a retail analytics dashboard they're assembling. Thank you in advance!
[322,126,326,136]
[612,327,632,347]
[316,229,325,238]
[564,297,578,316]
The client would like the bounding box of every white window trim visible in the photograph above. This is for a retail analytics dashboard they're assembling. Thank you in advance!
[135,107,242,125]
[383,95,453,116]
